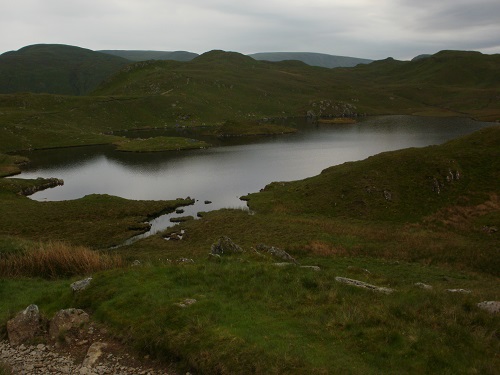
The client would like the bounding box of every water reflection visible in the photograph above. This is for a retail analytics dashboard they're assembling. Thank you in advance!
[16,116,494,236]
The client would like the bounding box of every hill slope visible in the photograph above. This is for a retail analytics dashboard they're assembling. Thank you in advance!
[0,49,499,153]
[249,52,373,68]
[99,50,198,62]
[0,44,130,95]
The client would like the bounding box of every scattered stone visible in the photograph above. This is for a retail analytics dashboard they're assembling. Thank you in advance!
[7,304,41,346]
[335,277,394,294]
[0,340,167,375]
[71,277,92,292]
[446,289,471,294]
[477,301,500,314]
[49,308,90,341]
[482,225,498,234]
[176,257,194,263]
[255,244,298,264]
[82,342,108,368]
[175,298,197,308]
[273,262,294,267]
[414,282,433,290]
[210,236,244,255]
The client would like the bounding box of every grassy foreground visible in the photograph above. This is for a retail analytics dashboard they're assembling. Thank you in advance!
[1,127,499,374]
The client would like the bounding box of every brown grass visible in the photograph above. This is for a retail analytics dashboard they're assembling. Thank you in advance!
[423,192,500,231]
[0,241,123,279]
[303,240,349,256]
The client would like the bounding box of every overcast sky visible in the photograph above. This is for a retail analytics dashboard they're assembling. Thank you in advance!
[1,0,499,60]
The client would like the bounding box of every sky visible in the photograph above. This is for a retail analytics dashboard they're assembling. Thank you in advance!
[1,0,499,60]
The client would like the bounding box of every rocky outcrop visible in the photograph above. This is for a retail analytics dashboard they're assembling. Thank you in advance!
[477,301,500,314]
[307,100,358,119]
[6,304,41,346]
[210,236,244,255]
[256,244,298,264]
[49,308,90,341]
[335,277,394,294]
[71,277,92,292]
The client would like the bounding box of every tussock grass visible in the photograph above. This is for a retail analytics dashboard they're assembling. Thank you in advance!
[0,241,123,279]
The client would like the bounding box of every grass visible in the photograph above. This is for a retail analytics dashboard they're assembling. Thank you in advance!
[67,257,499,374]
[213,120,298,137]
[0,50,499,374]
[1,50,499,154]
[0,362,11,375]
[0,177,194,248]
[0,240,123,279]
[113,136,210,152]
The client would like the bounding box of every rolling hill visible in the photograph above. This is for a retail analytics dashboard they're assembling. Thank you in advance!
[99,50,198,62]
[249,51,373,68]
[0,49,499,153]
[0,44,130,95]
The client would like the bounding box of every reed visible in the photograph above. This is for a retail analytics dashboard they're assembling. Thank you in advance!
[0,241,123,279]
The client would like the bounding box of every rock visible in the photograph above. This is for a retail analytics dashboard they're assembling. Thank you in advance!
[7,304,41,346]
[273,262,294,267]
[482,225,498,234]
[335,277,394,294]
[204,200,212,204]
[131,260,141,267]
[414,282,433,290]
[477,301,500,313]
[383,190,392,201]
[255,244,298,264]
[210,236,243,255]
[175,298,197,308]
[82,342,107,368]
[446,289,471,294]
[176,257,194,263]
[49,308,90,341]
[71,277,92,292]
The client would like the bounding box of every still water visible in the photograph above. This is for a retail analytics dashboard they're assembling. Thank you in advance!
[17,116,493,235]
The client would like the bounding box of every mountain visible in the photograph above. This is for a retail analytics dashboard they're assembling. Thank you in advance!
[99,50,199,62]
[249,52,373,68]
[0,44,130,95]
[93,49,500,121]
[98,49,372,68]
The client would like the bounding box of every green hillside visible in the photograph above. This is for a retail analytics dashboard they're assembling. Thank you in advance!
[0,46,499,373]
[99,49,198,62]
[0,44,130,95]
[0,49,499,154]
[0,125,498,374]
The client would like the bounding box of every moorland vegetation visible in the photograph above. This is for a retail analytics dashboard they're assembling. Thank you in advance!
[0,46,499,374]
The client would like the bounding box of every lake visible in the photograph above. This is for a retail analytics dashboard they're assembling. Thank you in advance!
[16,115,494,237]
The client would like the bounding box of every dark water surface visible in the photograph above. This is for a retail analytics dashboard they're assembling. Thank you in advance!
[17,116,493,236]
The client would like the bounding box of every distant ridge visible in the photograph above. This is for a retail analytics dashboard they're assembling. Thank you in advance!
[248,52,373,68]
[0,44,129,95]
[99,50,199,62]
[98,49,372,68]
